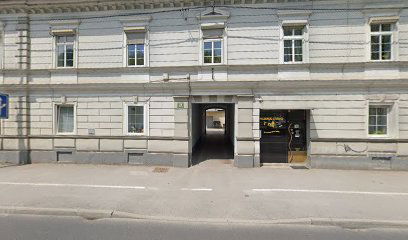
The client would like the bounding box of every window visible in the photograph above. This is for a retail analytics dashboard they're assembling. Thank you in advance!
[56,105,75,134]
[56,35,75,67]
[369,106,388,135]
[370,23,392,61]
[283,26,304,63]
[126,32,145,66]
[203,39,222,64]
[126,105,145,134]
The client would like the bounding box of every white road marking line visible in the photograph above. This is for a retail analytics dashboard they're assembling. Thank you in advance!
[0,182,146,190]
[180,188,213,192]
[251,188,408,196]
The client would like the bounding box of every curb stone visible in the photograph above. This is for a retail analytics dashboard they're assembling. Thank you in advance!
[1,206,408,229]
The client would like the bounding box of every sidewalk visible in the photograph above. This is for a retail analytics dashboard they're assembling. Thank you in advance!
[1,162,408,227]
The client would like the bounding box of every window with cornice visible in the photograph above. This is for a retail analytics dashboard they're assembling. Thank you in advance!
[56,35,75,68]
[126,31,146,66]
[370,23,393,61]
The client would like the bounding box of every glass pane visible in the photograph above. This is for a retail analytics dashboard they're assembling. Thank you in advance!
[371,24,380,32]
[214,41,222,49]
[371,43,380,52]
[136,58,144,65]
[284,55,292,62]
[377,116,387,125]
[294,40,302,47]
[284,40,292,48]
[294,54,303,62]
[128,58,135,66]
[57,46,65,67]
[128,45,135,58]
[369,126,376,134]
[214,56,221,63]
[381,24,391,31]
[369,108,376,115]
[204,50,212,57]
[284,47,292,55]
[136,51,144,59]
[58,106,74,133]
[135,106,143,114]
[136,44,144,51]
[371,36,380,44]
[66,60,73,67]
[283,27,292,36]
[294,47,302,55]
[204,42,212,49]
[214,49,222,57]
[371,52,380,60]
[369,116,376,125]
[377,107,387,115]
[377,126,387,135]
[204,57,212,63]
[294,28,303,36]
[66,45,74,61]
[382,35,391,44]
[382,51,391,60]
[382,43,391,52]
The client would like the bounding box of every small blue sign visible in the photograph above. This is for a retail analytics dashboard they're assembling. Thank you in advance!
[0,94,9,119]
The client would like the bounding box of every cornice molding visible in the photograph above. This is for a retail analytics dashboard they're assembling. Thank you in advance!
[0,0,314,15]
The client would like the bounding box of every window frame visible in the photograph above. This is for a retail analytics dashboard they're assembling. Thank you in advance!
[123,102,148,136]
[54,103,77,135]
[366,101,398,139]
[54,34,76,68]
[124,31,148,67]
[368,105,389,137]
[202,38,223,65]
[370,23,394,62]
[282,26,305,63]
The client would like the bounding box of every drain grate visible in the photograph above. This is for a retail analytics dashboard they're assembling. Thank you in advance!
[290,165,309,170]
[152,167,169,173]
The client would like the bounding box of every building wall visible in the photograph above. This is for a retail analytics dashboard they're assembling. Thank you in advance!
[0,0,407,169]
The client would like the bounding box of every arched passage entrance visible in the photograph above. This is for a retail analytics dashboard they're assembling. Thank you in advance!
[191,103,235,165]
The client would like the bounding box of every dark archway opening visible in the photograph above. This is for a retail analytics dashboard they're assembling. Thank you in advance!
[191,103,234,165]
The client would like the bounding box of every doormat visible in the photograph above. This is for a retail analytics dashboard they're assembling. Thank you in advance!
[152,167,170,173]
[290,165,309,170]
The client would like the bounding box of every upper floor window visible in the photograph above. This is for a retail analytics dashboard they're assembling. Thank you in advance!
[126,32,145,66]
[56,35,75,68]
[369,106,388,135]
[202,27,224,65]
[283,26,304,63]
[204,39,222,64]
[370,23,392,61]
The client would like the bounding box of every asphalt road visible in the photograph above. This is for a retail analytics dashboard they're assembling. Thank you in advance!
[1,214,408,240]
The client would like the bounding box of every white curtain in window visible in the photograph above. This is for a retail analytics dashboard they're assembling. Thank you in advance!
[58,106,74,133]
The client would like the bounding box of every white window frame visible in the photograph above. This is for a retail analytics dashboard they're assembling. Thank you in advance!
[123,102,148,136]
[54,103,77,135]
[124,31,148,67]
[282,26,305,63]
[127,43,146,67]
[202,38,223,65]
[369,23,394,62]
[54,34,77,68]
[367,102,398,139]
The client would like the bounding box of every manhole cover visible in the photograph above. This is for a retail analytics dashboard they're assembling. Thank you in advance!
[152,167,169,173]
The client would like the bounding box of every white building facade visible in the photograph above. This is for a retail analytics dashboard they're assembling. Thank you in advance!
[0,0,408,170]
